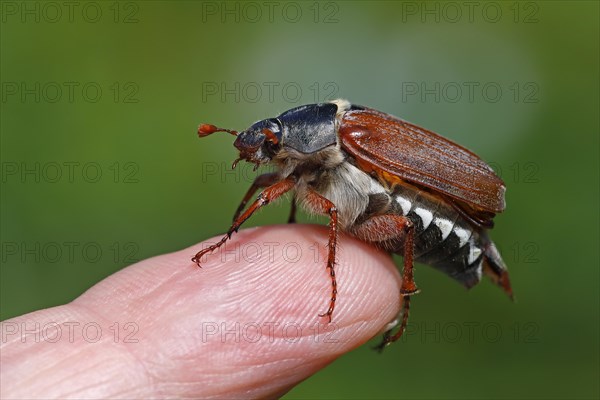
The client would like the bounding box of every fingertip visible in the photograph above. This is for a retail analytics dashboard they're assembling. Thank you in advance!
[188,223,404,348]
[72,224,403,399]
[185,224,403,351]
[182,224,403,397]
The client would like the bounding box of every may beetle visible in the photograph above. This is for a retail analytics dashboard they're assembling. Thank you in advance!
[193,99,512,350]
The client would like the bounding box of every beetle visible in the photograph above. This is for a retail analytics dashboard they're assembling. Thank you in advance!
[193,99,513,350]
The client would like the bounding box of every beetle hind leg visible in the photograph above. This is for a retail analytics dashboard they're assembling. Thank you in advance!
[374,296,412,352]
[350,214,419,350]
[378,219,420,350]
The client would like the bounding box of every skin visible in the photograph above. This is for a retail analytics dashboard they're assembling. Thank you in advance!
[1,225,402,399]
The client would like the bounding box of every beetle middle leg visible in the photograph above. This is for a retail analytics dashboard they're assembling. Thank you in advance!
[304,189,339,323]
[350,214,419,350]
[192,176,296,265]
[287,194,298,223]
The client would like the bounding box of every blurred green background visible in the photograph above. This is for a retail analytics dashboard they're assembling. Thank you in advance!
[1,1,598,399]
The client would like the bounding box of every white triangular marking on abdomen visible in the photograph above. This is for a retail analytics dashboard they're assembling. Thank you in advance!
[433,217,453,240]
[396,195,412,215]
[467,243,483,264]
[453,226,471,248]
[414,207,433,230]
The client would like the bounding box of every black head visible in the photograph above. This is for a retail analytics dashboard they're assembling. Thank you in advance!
[233,118,283,166]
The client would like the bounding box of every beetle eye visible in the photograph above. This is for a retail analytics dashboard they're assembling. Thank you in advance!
[262,120,283,156]
[262,119,282,146]
[262,128,279,144]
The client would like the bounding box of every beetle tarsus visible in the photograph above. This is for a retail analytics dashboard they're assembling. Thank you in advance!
[192,236,228,266]
[318,310,333,323]
[374,296,412,351]
[374,331,392,353]
[191,256,202,268]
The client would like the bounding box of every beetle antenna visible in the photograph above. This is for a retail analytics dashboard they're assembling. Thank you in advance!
[262,128,279,144]
[198,124,238,137]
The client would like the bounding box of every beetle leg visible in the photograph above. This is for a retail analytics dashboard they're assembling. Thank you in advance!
[287,194,298,223]
[349,214,419,350]
[374,295,413,353]
[192,177,296,266]
[232,172,280,222]
[304,189,338,323]
[399,219,419,295]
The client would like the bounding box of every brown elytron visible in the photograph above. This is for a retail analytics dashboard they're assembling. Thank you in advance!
[193,100,512,350]
[340,108,505,212]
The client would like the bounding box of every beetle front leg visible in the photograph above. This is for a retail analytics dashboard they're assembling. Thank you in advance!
[303,189,339,323]
[232,172,280,222]
[350,214,419,350]
[192,177,296,266]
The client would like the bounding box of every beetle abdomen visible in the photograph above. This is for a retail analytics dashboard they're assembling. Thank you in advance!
[387,184,492,289]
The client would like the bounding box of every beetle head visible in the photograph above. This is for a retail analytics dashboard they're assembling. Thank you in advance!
[233,118,283,168]
[197,118,282,170]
